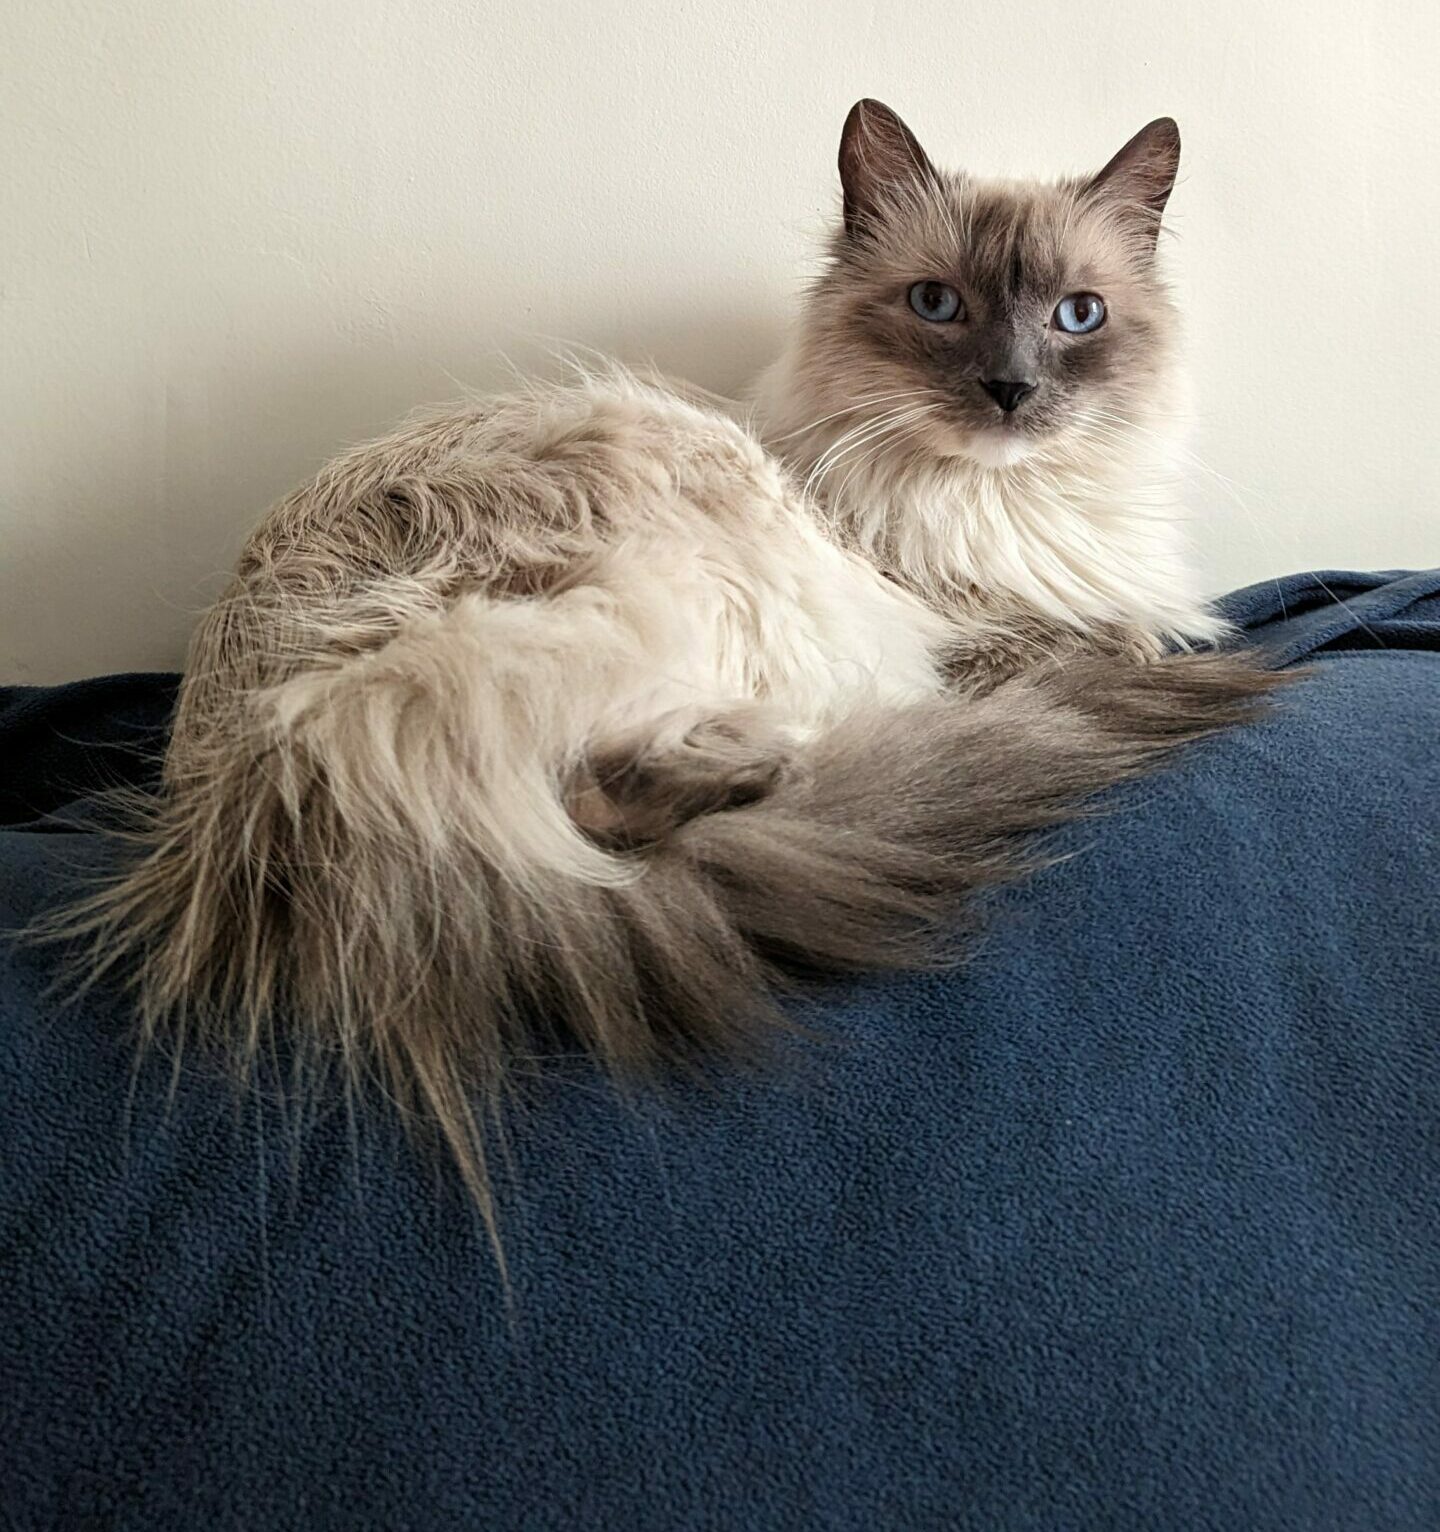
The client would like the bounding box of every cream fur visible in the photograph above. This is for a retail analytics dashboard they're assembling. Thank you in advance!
[260,375,953,892]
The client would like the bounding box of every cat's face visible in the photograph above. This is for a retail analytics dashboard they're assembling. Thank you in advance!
[793,102,1182,471]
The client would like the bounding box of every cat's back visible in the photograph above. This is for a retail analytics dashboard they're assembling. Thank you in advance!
[173,370,826,721]
[239,372,790,579]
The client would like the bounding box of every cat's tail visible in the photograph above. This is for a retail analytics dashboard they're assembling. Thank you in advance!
[42,612,1282,1237]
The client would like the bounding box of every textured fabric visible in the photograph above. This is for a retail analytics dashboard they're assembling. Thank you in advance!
[2,569,1438,1532]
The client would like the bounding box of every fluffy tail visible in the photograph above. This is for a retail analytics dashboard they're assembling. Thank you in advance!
[44,634,1284,1234]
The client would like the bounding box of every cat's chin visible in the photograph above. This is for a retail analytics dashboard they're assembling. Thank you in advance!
[949,431,1040,471]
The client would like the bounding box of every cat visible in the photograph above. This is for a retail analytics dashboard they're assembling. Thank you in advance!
[756,101,1220,690]
[50,103,1279,1231]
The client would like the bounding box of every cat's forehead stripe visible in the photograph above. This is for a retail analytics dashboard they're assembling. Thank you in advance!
[952,188,1070,304]
[1007,236,1025,299]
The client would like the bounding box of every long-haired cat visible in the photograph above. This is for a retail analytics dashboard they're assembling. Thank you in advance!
[51,103,1278,1230]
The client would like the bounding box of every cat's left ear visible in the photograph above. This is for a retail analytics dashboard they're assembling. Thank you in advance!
[1085,118,1181,250]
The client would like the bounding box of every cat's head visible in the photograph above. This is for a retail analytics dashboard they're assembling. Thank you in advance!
[781,101,1182,473]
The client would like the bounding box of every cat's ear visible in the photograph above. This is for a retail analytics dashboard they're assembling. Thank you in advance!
[838,99,938,239]
[1085,118,1181,249]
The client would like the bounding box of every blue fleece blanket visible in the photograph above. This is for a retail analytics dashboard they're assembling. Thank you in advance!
[2,570,1438,1531]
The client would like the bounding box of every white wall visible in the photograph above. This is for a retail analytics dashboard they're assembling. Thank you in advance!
[3,0,1436,681]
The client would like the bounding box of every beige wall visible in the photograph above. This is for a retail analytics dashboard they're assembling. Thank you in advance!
[3,0,1436,680]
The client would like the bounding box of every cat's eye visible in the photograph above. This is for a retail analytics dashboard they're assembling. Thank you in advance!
[1053,294,1106,334]
[908,281,963,323]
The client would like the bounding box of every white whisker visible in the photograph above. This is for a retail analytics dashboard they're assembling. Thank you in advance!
[764,389,941,444]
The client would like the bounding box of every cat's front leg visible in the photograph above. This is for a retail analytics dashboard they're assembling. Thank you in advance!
[941,616,1166,697]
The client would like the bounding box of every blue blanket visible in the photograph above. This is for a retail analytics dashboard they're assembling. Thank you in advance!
[2,570,1438,1531]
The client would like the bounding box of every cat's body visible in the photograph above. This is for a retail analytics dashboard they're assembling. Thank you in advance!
[54,105,1281,1222]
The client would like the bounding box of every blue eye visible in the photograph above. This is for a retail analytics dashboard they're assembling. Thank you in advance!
[1054,293,1106,334]
[908,281,963,323]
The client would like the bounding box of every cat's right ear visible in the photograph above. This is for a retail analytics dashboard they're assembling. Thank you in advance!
[838,100,937,239]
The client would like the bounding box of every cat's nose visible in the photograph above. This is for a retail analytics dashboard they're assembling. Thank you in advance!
[979,378,1037,413]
